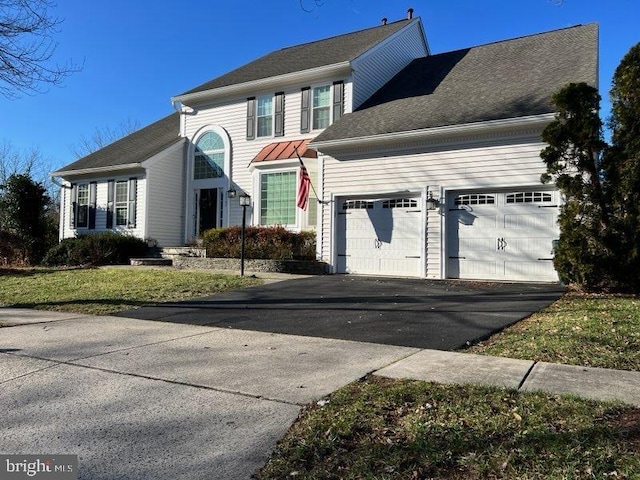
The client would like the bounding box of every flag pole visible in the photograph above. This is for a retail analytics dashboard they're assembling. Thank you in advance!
[293,145,321,202]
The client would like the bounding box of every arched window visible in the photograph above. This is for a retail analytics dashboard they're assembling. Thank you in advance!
[194,131,225,179]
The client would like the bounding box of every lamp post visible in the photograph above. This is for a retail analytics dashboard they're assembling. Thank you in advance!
[239,193,251,276]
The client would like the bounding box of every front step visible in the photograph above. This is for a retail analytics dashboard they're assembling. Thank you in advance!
[130,257,173,266]
[161,246,206,259]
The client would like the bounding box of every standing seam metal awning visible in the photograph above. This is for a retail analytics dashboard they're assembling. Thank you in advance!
[252,139,317,163]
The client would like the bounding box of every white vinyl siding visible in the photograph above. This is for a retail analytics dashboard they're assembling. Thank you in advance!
[60,175,146,240]
[351,20,428,109]
[183,83,337,229]
[146,141,186,246]
[320,134,553,278]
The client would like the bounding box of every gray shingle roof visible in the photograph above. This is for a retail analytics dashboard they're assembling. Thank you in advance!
[178,19,412,96]
[313,24,598,143]
[55,113,181,175]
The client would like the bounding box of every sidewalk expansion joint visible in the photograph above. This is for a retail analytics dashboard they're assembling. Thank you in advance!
[517,361,537,391]
[2,351,302,407]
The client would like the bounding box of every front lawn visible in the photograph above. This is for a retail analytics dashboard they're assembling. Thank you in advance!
[467,292,640,371]
[257,292,640,479]
[0,267,261,316]
[257,376,640,479]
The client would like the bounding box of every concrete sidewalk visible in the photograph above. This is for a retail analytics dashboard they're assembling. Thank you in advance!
[1,308,639,480]
[374,349,640,406]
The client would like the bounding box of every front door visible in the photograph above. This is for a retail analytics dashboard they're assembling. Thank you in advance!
[197,188,218,236]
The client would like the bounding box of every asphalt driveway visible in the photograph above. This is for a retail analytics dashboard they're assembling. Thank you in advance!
[117,276,566,350]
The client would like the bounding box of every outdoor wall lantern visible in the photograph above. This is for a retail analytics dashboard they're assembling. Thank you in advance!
[239,193,251,276]
[227,188,237,198]
[426,192,441,211]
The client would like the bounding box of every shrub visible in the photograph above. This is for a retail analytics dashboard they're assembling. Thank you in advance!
[0,231,29,266]
[42,232,149,266]
[202,226,316,260]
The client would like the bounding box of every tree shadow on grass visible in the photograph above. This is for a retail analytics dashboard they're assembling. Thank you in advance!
[5,298,161,314]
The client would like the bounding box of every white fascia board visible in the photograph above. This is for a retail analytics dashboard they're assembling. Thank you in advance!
[310,113,556,152]
[248,158,300,173]
[172,62,353,106]
[51,163,143,178]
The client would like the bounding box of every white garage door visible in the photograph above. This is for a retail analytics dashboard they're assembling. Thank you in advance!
[337,197,422,276]
[447,190,559,282]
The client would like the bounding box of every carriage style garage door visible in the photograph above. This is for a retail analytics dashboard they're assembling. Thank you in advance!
[447,190,560,282]
[337,197,423,276]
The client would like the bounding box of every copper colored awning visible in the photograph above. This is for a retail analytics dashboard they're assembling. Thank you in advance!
[252,139,317,163]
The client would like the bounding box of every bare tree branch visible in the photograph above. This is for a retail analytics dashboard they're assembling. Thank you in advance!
[0,0,80,98]
[299,0,324,13]
[69,118,140,159]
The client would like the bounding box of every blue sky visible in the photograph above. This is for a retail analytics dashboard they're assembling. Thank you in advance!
[1,0,638,174]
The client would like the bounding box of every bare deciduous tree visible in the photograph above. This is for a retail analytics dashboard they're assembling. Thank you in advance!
[0,0,79,98]
[69,118,140,158]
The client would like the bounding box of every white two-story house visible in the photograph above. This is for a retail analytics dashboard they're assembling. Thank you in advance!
[53,12,598,282]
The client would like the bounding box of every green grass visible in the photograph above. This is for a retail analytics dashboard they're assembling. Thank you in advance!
[0,267,261,316]
[257,376,640,480]
[467,292,640,371]
[2,270,639,478]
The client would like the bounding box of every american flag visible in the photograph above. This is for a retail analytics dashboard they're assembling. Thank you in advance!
[297,163,311,210]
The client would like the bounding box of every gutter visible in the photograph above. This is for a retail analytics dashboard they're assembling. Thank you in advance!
[51,163,143,178]
[310,113,556,151]
[172,62,352,105]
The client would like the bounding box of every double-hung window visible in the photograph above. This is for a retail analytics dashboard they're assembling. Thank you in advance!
[301,81,343,133]
[260,171,296,226]
[76,184,89,228]
[257,95,273,137]
[312,85,331,130]
[115,180,129,226]
[247,93,284,140]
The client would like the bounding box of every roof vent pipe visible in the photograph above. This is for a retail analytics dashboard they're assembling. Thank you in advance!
[381,17,387,25]
[407,8,414,19]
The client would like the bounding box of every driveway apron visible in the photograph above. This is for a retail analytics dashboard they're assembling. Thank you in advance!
[117,275,566,349]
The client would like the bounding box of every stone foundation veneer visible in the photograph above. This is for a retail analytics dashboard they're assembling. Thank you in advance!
[171,257,329,275]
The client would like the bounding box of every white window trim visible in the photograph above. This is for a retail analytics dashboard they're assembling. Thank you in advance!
[75,183,89,229]
[256,94,274,138]
[311,84,332,132]
[185,125,232,243]
[114,180,129,227]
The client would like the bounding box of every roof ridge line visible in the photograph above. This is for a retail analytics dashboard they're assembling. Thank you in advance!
[431,23,595,55]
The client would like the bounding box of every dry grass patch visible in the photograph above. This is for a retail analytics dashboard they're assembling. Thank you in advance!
[0,267,261,316]
[467,292,640,371]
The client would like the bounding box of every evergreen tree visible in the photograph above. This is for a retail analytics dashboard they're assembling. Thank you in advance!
[0,173,52,263]
[605,42,640,290]
[540,83,613,289]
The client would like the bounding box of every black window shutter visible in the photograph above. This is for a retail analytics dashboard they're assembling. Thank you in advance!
[70,183,77,228]
[106,180,115,228]
[88,182,97,229]
[128,178,137,228]
[246,97,256,140]
[300,87,311,134]
[333,81,344,123]
[274,92,285,137]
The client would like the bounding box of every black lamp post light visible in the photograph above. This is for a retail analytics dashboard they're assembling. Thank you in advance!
[239,193,251,276]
